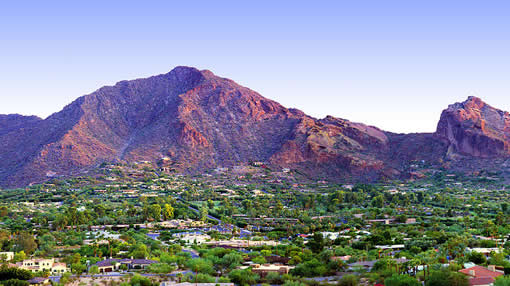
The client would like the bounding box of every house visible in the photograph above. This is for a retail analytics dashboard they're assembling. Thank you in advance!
[367,219,395,225]
[331,255,352,262]
[405,218,417,224]
[459,265,504,286]
[205,239,279,248]
[321,232,341,240]
[375,244,405,251]
[16,258,69,275]
[173,232,211,245]
[467,248,502,257]
[95,258,157,273]
[249,264,294,277]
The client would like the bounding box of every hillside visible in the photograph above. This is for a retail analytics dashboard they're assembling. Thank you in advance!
[0,67,508,187]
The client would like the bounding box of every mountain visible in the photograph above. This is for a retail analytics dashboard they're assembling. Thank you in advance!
[436,96,510,158]
[0,67,508,188]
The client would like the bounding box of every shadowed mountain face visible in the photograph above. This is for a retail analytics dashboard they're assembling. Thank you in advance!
[0,67,508,188]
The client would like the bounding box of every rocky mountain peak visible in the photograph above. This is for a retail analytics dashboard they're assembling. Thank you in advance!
[436,96,510,157]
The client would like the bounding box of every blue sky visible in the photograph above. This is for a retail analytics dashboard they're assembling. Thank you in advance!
[1,1,509,133]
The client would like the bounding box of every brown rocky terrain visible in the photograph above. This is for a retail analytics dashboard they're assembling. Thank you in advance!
[436,96,510,158]
[0,67,508,188]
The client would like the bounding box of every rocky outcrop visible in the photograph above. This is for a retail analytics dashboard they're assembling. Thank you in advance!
[436,96,510,158]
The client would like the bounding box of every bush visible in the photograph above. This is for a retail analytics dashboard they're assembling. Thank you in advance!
[130,274,154,286]
[0,266,32,281]
[494,276,510,286]
[185,273,215,283]
[467,251,486,265]
[291,259,328,277]
[1,279,29,286]
[265,272,284,284]
[228,269,259,285]
[89,265,99,275]
[339,274,358,286]
[384,274,420,286]
[147,263,176,274]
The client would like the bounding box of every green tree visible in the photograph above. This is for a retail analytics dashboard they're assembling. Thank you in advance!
[308,233,324,253]
[426,271,453,286]
[12,252,26,263]
[489,252,510,267]
[384,274,420,286]
[228,269,259,285]
[131,243,149,259]
[147,263,176,274]
[1,279,29,286]
[495,276,510,286]
[71,263,87,277]
[89,265,99,275]
[186,258,214,275]
[0,265,33,280]
[14,232,37,255]
[338,274,358,286]
[219,252,244,273]
[372,195,384,208]
[291,258,327,277]
[149,204,161,221]
[447,272,469,286]
[162,204,174,220]
[130,273,154,286]
[59,272,71,285]
[38,234,56,254]
[467,251,486,265]
[200,206,208,222]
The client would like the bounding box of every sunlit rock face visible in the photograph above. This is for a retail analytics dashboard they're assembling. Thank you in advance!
[436,96,510,158]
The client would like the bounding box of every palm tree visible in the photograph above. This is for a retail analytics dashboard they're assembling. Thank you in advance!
[176,272,184,283]
[408,258,421,277]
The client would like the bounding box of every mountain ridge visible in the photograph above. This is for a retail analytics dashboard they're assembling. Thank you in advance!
[0,66,508,188]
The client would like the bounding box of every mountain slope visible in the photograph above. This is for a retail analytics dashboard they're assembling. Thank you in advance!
[0,67,509,187]
[0,67,307,187]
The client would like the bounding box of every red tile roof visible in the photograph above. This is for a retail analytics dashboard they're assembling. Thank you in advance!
[468,277,495,286]
[459,265,503,279]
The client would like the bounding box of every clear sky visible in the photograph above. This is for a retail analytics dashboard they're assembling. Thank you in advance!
[1,1,509,133]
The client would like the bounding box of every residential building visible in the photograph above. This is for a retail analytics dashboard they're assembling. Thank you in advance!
[95,258,157,273]
[459,265,504,286]
[249,264,294,277]
[16,258,68,275]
